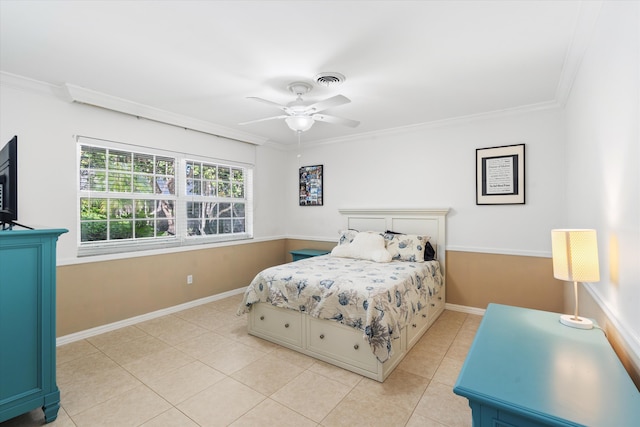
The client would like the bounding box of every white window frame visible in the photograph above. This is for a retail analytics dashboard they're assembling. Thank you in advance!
[77,137,253,256]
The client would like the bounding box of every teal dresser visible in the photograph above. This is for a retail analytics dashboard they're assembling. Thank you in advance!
[0,228,67,424]
[454,303,640,427]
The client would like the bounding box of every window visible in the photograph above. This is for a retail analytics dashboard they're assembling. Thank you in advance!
[79,146,177,243]
[185,161,247,236]
[78,139,252,255]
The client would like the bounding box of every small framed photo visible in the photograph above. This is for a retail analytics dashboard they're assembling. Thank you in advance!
[476,144,525,205]
[299,165,323,206]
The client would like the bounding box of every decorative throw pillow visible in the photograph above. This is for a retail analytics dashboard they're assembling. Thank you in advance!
[337,229,359,245]
[424,241,436,261]
[331,231,391,263]
[383,233,430,262]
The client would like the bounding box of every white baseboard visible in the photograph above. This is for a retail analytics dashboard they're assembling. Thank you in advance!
[445,303,486,316]
[584,283,640,381]
[56,287,247,346]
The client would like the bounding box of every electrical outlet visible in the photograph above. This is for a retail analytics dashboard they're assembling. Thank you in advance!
[187,275,193,285]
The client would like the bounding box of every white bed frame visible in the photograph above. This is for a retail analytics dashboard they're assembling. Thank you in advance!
[247,208,449,382]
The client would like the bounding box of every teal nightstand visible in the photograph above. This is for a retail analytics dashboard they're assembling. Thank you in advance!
[289,248,330,261]
[454,303,640,427]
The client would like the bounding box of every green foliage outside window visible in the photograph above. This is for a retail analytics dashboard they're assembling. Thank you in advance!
[79,145,176,244]
[185,160,246,237]
[79,143,249,248]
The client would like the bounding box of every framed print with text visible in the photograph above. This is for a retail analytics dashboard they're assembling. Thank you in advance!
[299,165,323,206]
[476,144,525,205]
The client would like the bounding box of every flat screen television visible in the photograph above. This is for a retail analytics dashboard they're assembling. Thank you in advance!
[0,135,18,228]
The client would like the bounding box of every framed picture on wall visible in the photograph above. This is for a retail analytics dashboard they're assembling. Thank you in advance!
[476,144,525,205]
[299,165,323,206]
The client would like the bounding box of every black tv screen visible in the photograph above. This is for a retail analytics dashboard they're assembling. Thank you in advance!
[0,135,18,225]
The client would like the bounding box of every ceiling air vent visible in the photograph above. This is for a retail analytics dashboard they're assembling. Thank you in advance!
[314,72,345,87]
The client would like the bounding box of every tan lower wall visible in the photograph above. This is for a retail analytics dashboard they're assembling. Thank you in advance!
[446,250,564,313]
[54,242,563,340]
[56,240,286,337]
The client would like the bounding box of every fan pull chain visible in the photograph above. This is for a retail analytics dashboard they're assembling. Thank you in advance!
[297,130,302,159]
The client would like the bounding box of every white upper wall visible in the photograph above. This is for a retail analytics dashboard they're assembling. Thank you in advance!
[564,1,640,362]
[0,75,287,262]
[284,108,566,258]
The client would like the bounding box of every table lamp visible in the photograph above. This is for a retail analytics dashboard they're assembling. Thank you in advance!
[551,229,600,329]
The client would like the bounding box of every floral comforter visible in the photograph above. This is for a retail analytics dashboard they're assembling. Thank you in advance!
[237,255,444,362]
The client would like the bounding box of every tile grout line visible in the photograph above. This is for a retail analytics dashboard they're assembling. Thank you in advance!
[50,300,474,427]
[403,312,469,427]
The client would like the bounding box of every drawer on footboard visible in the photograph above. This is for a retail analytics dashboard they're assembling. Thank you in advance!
[406,307,430,348]
[250,304,303,348]
[306,317,378,372]
[428,294,445,323]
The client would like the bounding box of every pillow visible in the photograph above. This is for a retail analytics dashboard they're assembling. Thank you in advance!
[424,241,436,261]
[337,229,359,246]
[385,230,436,261]
[331,231,391,263]
[383,231,430,262]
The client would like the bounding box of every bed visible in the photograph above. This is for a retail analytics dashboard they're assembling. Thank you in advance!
[238,208,448,381]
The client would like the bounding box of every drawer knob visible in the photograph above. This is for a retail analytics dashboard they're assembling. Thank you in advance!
[431,303,435,307]
[284,323,290,328]
[438,296,442,301]
[320,334,325,339]
[354,344,359,350]
[412,323,417,328]
[422,314,427,318]
[260,315,265,320]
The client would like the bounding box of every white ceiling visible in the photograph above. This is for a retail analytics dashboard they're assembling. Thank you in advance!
[0,1,600,146]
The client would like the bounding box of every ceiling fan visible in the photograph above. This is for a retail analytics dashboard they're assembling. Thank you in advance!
[240,82,360,132]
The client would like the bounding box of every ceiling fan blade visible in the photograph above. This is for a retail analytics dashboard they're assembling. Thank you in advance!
[239,115,288,125]
[312,114,360,128]
[247,96,290,113]
[306,95,351,113]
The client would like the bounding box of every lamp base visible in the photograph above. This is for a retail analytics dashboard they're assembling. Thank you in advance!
[560,314,593,329]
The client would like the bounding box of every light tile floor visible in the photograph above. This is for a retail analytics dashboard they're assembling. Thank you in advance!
[2,294,481,427]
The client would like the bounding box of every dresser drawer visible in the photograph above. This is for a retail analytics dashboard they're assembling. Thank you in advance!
[251,304,303,348]
[306,317,378,372]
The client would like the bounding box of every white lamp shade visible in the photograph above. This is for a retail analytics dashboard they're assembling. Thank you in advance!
[285,116,314,132]
[551,229,600,282]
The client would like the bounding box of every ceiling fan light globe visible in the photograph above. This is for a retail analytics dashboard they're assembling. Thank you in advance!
[285,116,314,132]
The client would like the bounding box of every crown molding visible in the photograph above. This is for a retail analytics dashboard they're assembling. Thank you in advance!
[63,84,268,145]
[0,70,66,97]
[1,71,269,145]
[285,1,604,149]
[555,1,604,107]
[297,99,562,149]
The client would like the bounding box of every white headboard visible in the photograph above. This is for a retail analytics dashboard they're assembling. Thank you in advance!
[338,208,449,272]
